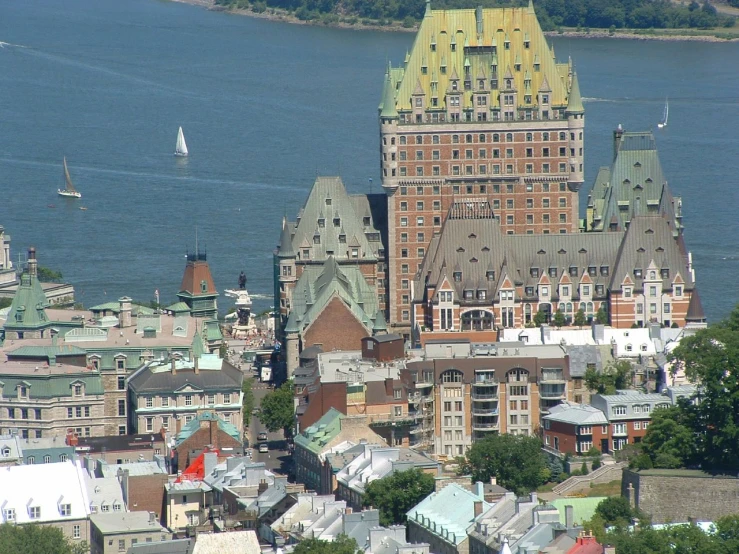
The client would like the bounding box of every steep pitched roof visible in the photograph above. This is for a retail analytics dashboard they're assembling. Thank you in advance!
[566,71,584,114]
[685,289,706,322]
[277,217,296,259]
[5,270,49,331]
[175,411,241,446]
[287,257,380,337]
[386,5,572,113]
[284,177,378,263]
[179,254,217,297]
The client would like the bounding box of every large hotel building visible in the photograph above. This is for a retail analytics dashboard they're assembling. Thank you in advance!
[379,2,584,335]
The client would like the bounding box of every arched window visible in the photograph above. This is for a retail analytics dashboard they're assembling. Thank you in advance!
[566,302,573,313]
[441,370,463,383]
[506,133,513,142]
[43,455,51,464]
[461,310,494,331]
[587,302,594,312]
[507,368,529,383]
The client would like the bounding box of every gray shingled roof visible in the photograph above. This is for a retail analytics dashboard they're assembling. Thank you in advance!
[128,359,242,394]
[279,177,379,262]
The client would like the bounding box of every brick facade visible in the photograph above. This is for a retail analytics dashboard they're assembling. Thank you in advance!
[302,297,372,353]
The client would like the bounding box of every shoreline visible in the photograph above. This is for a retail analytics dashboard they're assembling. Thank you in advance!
[172,0,739,41]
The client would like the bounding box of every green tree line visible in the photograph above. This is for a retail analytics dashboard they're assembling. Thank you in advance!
[215,0,734,30]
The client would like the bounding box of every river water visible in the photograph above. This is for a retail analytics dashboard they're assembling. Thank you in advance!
[1,0,737,321]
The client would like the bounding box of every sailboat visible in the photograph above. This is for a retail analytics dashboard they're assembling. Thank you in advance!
[657,98,669,129]
[57,157,82,198]
[174,126,189,157]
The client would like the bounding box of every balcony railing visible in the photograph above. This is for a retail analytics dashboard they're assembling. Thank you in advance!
[472,422,498,431]
[472,408,499,416]
[367,413,417,427]
[539,386,566,399]
[472,378,499,387]
[472,393,498,401]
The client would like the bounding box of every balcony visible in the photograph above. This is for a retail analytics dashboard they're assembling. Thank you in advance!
[408,392,433,404]
[472,408,499,416]
[415,380,434,389]
[472,421,499,431]
[539,384,566,399]
[367,413,417,427]
[472,377,499,388]
[472,393,498,402]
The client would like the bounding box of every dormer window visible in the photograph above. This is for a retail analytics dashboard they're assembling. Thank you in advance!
[333,217,340,227]
[486,270,495,281]
[339,234,346,243]
[530,267,539,278]
[634,268,643,278]
[313,234,321,245]
[477,290,487,300]
[569,265,578,277]
[60,503,72,516]
[600,265,609,276]
[200,280,207,293]
[318,218,325,228]
[548,267,557,278]
[464,290,473,300]
[525,286,534,296]
[73,384,84,397]
[18,385,28,400]
[453,271,462,282]
[649,271,656,280]
[325,198,332,206]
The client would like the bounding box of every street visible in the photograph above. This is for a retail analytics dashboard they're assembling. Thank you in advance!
[246,379,292,477]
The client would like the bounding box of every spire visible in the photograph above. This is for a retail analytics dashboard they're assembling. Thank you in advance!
[380,71,398,119]
[527,0,535,14]
[566,71,584,114]
[685,289,706,323]
[425,0,432,17]
[191,327,205,359]
[278,217,296,259]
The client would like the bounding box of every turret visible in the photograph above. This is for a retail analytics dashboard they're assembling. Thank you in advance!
[379,66,399,193]
[566,71,585,192]
[27,246,37,278]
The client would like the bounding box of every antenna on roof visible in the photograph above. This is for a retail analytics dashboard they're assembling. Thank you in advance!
[195,226,199,257]
[368,178,373,194]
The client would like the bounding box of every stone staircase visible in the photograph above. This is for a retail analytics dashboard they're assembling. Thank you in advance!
[553,461,627,496]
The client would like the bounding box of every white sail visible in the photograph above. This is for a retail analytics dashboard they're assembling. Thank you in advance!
[175,126,189,157]
[58,157,82,198]
[658,99,668,128]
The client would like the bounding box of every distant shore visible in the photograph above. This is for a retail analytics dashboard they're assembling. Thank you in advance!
[171,0,739,42]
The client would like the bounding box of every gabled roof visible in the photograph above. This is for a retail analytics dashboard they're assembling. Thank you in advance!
[280,177,378,263]
[175,412,241,447]
[128,356,242,395]
[286,257,380,338]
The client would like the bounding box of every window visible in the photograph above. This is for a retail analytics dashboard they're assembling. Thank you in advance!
[118,425,126,436]
[29,506,40,519]
[44,455,51,464]
[146,417,153,432]
[3,509,15,522]
[117,376,125,390]
[613,423,627,435]
[185,395,192,406]
[634,421,641,430]
[60,503,71,516]
[162,396,169,407]
[207,394,215,405]
[146,397,153,408]
[613,405,627,416]
[224,393,232,404]
[119,539,126,552]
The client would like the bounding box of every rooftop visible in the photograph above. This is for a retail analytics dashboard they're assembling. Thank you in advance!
[544,402,607,426]
[90,511,165,534]
[316,350,404,385]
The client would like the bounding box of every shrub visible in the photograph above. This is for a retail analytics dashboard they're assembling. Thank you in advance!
[592,459,602,470]
[581,461,589,475]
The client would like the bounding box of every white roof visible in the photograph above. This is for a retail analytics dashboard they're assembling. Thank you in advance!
[192,529,260,554]
[0,461,90,524]
[84,474,126,513]
[544,402,608,425]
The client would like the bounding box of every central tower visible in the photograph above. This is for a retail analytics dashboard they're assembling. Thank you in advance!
[379,1,584,336]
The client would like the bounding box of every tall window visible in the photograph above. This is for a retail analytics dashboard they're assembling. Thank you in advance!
[440,308,453,330]
[461,310,494,331]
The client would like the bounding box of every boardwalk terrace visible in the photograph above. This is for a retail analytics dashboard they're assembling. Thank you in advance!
[380,2,585,335]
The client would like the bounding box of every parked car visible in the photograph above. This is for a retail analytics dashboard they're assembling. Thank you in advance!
[258,432,268,441]
[258,443,268,453]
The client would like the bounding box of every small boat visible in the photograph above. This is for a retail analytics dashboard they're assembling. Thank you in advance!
[79,207,88,211]
[58,157,82,198]
[47,204,56,209]
[174,126,189,157]
[657,98,668,129]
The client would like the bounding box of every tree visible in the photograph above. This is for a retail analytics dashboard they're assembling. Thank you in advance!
[0,523,89,554]
[37,266,63,283]
[574,308,587,328]
[258,380,295,436]
[641,404,697,468]
[553,309,566,328]
[0,298,11,310]
[595,496,636,527]
[669,304,739,471]
[362,468,434,526]
[584,360,632,395]
[292,535,361,554]
[242,377,255,430]
[596,304,608,324]
[533,308,547,326]
[460,434,547,495]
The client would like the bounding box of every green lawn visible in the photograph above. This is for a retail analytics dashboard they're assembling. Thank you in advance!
[585,480,622,497]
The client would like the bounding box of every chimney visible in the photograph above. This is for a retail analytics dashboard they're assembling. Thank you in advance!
[603,546,616,554]
[26,246,38,278]
[385,377,394,397]
[194,354,199,375]
[258,479,269,495]
[473,481,485,498]
[473,501,483,517]
[345,507,353,515]
[565,505,574,529]
[489,476,497,486]
[171,357,177,375]
[209,417,219,451]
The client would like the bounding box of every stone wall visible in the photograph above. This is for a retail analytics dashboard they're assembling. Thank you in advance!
[622,469,739,524]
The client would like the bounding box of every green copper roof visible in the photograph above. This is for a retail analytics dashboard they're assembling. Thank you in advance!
[372,310,388,332]
[175,411,241,447]
[191,328,205,358]
[204,319,223,342]
[0,373,104,399]
[379,70,398,119]
[166,302,191,313]
[5,271,50,331]
[277,217,296,259]
[9,344,87,360]
[566,71,584,114]
[286,257,379,338]
[294,407,344,455]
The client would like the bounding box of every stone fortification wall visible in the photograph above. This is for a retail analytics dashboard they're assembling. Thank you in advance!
[622,469,739,524]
